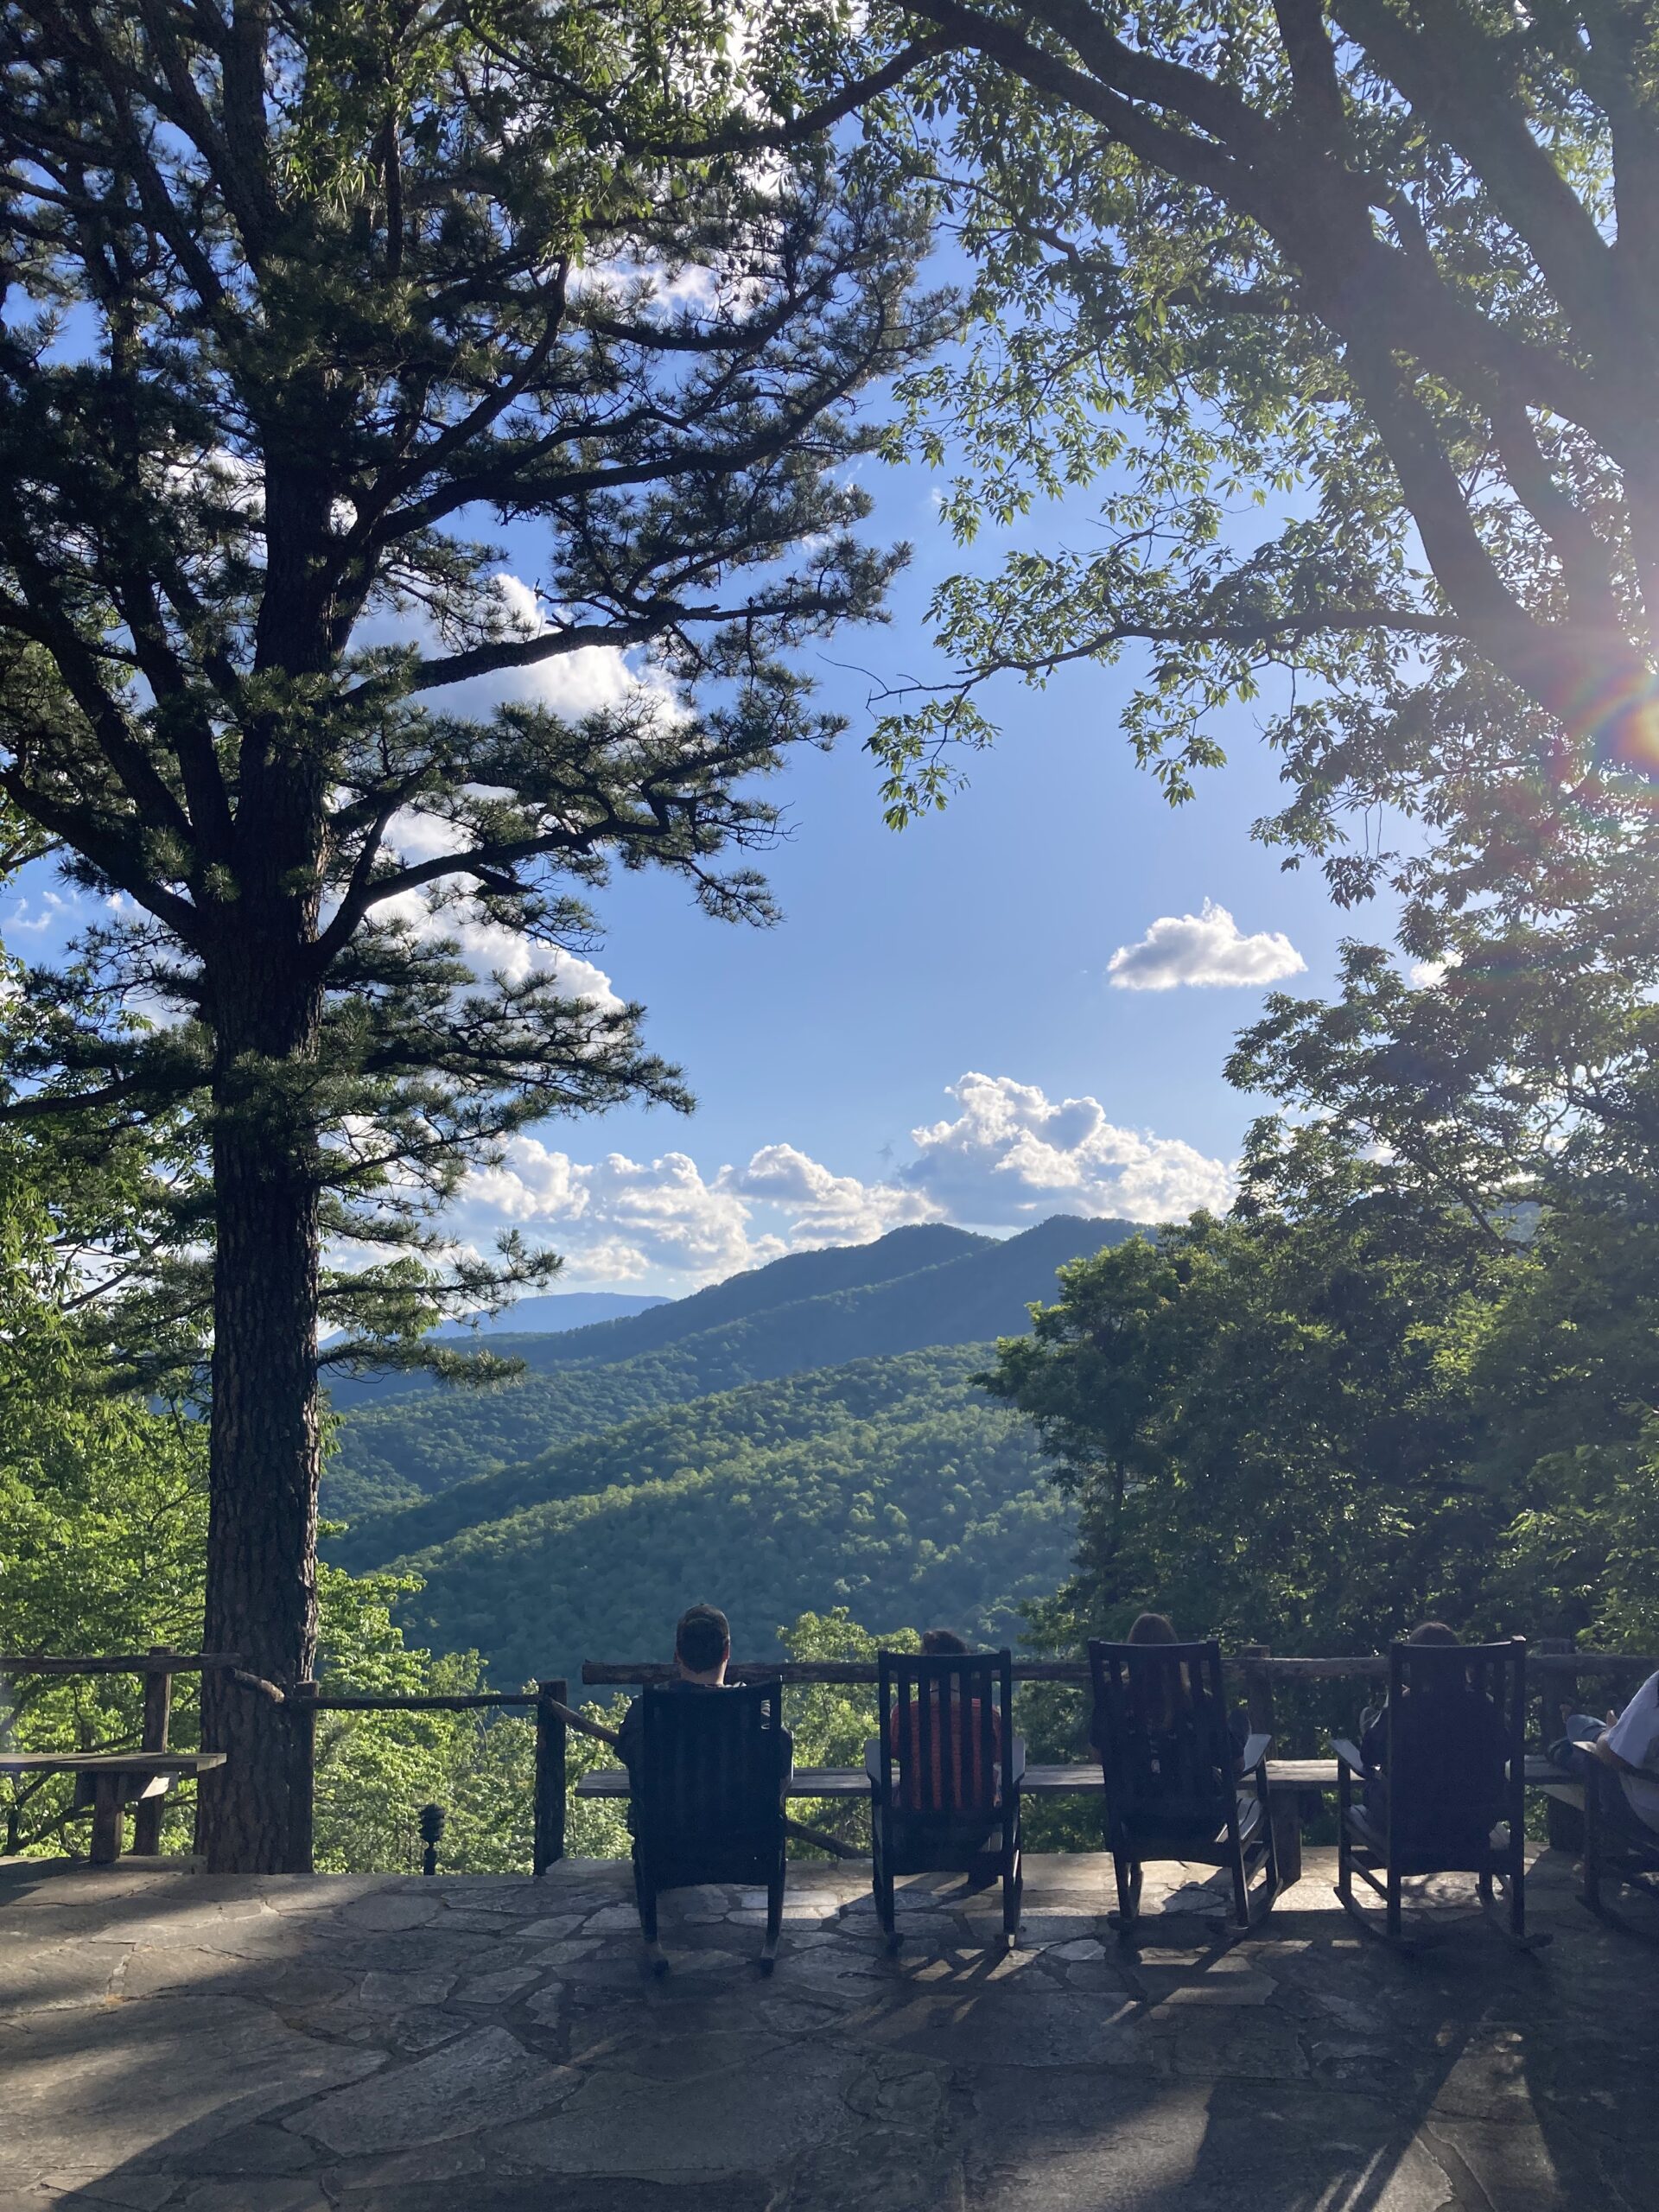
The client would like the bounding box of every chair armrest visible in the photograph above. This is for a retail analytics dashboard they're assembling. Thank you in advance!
[1009,1737,1027,1785]
[1332,1738,1369,1775]
[1237,1732,1272,1775]
[864,1737,883,1784]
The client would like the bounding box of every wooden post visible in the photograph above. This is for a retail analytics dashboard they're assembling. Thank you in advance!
[1241,1644,1301,1886]
[130,1646,175,1857]
[286,1681,316,1874]
[1534,1637,1583,1852]
[90,1772,124,1866]
[534,1679,569,1876]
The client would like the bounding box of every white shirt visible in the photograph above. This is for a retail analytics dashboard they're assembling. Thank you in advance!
[1605,1670,1659,1834]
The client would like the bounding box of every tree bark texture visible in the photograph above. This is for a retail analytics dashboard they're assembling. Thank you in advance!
[195,941,324,1873]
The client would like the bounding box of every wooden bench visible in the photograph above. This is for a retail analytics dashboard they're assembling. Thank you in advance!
[576,1755,1570,1799]
[577,1756,1582,1885]
[0,1752,227,1864]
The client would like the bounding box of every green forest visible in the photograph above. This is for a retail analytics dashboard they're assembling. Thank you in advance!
[378,1346,1074,1688]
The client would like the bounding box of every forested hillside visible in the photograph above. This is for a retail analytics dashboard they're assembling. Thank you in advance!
[325,1214,1137,1522]
[383,1346,1072,1688]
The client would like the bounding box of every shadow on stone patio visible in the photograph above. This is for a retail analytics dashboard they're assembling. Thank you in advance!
[3,1845,1656,2211]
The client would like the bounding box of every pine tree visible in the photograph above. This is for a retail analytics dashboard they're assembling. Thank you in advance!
[0,0,943,1866]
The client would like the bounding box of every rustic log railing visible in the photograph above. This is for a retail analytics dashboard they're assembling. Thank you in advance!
[276,1680,570,1878]
[579,1650,1656,1686]
[6,1645,1653,1878]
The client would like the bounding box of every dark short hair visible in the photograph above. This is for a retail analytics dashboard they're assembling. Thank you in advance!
[1408,1620,1460,1646]
[675,1604,730,1672]
[920,1628,970,1656]
[1127,1611,1178,1644]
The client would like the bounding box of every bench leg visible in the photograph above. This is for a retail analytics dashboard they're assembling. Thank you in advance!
[90,1776,124,1866]
[1273,1798,1303,1887]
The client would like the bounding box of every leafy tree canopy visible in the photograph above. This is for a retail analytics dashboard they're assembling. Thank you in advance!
[0,0,946,1864]
[747,3,1659,813]
[982,1165,1659,1668]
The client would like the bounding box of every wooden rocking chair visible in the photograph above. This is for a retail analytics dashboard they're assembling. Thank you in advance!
[632,1679,791,1974]
[868,1648,1023,1952]
[1089,1637,1278,1937]
[1334,1636,1545,1952]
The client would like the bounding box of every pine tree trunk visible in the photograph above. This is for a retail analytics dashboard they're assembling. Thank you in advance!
[195,958,324,1873]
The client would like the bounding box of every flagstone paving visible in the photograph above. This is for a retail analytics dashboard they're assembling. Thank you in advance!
[2,1848,1656,2209]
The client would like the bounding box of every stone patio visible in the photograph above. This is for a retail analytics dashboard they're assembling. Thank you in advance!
[3,1847,1656,2210]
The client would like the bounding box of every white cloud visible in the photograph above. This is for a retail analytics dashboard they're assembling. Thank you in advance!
[1408,951,1460,989]
[721,1143,940,1246]
[372,887,622,1008]
[4,889,75,937]
[465,1139,774,1285]
[411,571,673,726]
[347,569,676,728]
[1108,899,1306,991]
[451,1071,1235,1293]
[899,1073,1235,1227]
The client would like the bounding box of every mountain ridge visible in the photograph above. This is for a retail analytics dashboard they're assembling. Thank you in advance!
[324,1212,1143,1534]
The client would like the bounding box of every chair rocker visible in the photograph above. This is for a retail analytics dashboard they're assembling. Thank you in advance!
[1089,1638,1278,1939]
[868,1648,1022,1953]
[632,1679,791,1975]
[1334,1636,1547,1954]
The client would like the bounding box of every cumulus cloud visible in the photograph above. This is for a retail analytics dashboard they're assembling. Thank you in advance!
[898,1072,1234,1226]
[451,1072,1235,1292]
[4,889,75,937]
[1108,899,1306,991]
[371,887,621,1008]
[464,1138,779,1285]
[721,1143,940,1246]
[1408,952,1460,989]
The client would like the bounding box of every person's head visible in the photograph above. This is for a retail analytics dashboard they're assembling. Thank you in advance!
[674,1604,730,1680]
[1127,1611,1178,1645]
[920,1628,970,1656]
[1408,1621,1460,1646]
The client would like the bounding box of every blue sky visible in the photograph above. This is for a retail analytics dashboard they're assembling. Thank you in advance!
[405,443,1370,1291]
[4,416,1379,1299]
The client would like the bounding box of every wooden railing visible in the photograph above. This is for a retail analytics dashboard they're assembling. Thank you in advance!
[579,1649,1656,1687]
[278,1679,571,1877]
[6,1643,1653,1876]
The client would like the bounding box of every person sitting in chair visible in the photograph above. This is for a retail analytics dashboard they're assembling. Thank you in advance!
[886,1628,1004,1816]
[1553,1669,1659,1841]
[1096,1610,1251,1768]
[615,1603,794,1975]
[615,1603,736,1800]
[1357,1621,1509,1842]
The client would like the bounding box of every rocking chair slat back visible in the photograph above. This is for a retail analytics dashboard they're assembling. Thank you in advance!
[1090,1640,1234,1842]
[636,1681,787,1878]
[879,1651,1010,1821]
[1383,1638,1524,1863]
